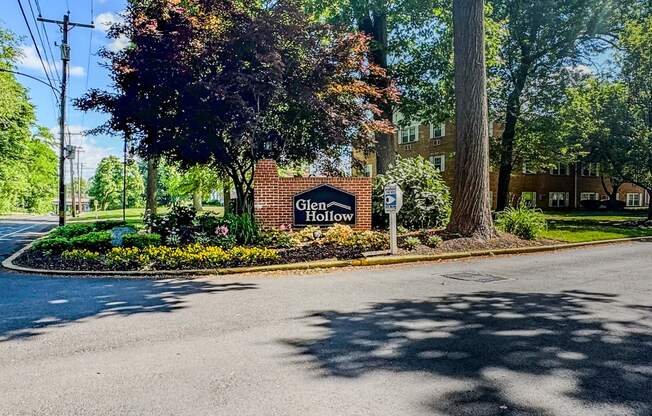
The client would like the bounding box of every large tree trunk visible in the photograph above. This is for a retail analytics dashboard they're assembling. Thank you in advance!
[496,66,529,211]
[192,190,203,211]
[648,190,652,221]
[446,0,495,239]
[223,183,232,216]
[145,156,159,215]
[360,12,394,174]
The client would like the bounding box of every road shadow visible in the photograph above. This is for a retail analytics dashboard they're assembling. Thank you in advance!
[0,275,256,342]
[283,289,652,415]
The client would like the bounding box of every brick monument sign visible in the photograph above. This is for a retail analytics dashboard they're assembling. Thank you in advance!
[253,160,372,230]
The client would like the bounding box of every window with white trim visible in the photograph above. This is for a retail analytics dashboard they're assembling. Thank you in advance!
[363,164,373,177]
[549,192,569,208]
[581,163,599,177]
[626,193,642,207]
[429,155,445,172]
[431,123,445,138]
[550,162,569,176]
[399,125,418,144]
[580,192,599,201]
[521,192,536,208]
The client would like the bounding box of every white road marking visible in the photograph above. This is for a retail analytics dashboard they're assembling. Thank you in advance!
[0,224,39,240]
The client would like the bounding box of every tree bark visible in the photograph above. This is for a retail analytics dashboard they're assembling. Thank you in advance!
[359,12,394,174]
[446,0,495,239]
[192,191,203,211]
[223,183,232,216]
[496,65,529,211]
[145,156,159,215]
[647,190,652,221]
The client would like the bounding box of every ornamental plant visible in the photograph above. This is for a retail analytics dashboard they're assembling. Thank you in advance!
[373,156,451,230]
[495,203,547,240]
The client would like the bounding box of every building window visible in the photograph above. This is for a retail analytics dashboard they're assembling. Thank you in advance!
[581,163,599,177]
[431,123,445,138]
[550,162,569,176]
[549,192,569,208]
[627,193,642,207]
[580,192,599,201]
[522,162,536,175]
[429,155,445,172]
[521,192,536,208]
[364,164,373,177]
[399,125,418,144]
[488,120,494,137]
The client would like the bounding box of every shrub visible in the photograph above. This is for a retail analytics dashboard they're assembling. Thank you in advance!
[348,231,389,251]
[49,223,95,239]
[496,204,547,240]
[122,233,162,249]
[293,226,322,243]
[322,224,355,246]
[223,213,259,245]
[402,236,421,250]
[373,156,451,230]
[94,220,127,231]
[580,199,603,210]
[257,230,296,248]
[70,231,113,252]
[61,249,101,262]
[604,199,626,210]
[33,237,72,253]
[426,235,443,248]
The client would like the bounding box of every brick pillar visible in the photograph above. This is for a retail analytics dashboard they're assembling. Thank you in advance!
[253,160,280,228]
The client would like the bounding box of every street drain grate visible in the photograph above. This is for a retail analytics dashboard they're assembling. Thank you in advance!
[441,272,508,283]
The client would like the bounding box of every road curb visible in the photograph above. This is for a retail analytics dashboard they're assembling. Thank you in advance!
[3,234,652,278]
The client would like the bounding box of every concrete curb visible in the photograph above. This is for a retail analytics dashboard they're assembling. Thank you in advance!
[4,234,652,278]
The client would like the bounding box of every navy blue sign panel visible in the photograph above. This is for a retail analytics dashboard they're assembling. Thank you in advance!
[293,185,356,226]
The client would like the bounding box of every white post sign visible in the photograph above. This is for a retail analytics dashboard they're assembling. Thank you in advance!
[384,183,403,255]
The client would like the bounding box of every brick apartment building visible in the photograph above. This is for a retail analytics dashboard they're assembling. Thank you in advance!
[357,114,649,210]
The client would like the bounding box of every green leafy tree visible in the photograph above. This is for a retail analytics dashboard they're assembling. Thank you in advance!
[161,163,222,211]
[89,156,145,210]
[490,0,618,210]
[0,27,57,214]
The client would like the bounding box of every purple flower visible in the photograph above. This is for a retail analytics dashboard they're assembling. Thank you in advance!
[215,225,229,237]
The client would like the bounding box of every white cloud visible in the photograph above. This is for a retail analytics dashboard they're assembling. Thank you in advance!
[50,125,121,179]
[564,64,594,75]
[107,35,130,52]
[18,45,86,78]
[94,12,129,52]
[95,12,123,33]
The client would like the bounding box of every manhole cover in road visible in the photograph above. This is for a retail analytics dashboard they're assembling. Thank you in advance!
[441,272,507,283]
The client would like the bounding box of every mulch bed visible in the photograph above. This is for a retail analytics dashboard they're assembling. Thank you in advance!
[14,231,557,273]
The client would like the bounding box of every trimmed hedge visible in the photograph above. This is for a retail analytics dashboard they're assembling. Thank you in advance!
[122,233,162,249]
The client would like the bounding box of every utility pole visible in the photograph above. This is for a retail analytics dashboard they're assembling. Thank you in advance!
[77,148,84,214]
[68,141,76,218]
[123,136,128,223]
[38,13,94,226]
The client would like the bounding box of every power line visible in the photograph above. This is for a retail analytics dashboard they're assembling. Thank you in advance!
[33,0,61,84]
[26,0,60,84]
[16,0,56,93]
[82,0,94,129]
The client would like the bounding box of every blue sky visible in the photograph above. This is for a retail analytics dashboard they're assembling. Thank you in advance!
[4,0,127,178]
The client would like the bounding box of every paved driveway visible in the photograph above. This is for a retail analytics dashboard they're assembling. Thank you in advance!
[0,215,56,261]
[0,242,651,415]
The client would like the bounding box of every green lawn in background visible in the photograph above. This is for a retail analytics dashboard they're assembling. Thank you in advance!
[541,209,651,242]
[68,205,224,222]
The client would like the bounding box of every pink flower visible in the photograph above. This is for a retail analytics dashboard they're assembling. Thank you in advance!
[279,223,292,232]
[215,225,229,237]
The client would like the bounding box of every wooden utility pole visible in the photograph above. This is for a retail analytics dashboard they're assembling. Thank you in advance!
[77,148,84,214]
[446,0,495,238]
[38,13,94,226]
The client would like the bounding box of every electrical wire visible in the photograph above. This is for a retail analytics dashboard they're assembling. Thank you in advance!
[33,0,61,84]
[16,0,56,93]
[26,0,60,85]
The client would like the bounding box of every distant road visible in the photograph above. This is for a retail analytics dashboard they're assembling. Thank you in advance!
[0,215,56,261]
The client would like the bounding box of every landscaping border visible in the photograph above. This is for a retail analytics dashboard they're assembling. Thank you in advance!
[3,234,652,278]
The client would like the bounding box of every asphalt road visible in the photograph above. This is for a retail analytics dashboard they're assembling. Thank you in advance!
[0,215,56,261]
[0,241,651,415]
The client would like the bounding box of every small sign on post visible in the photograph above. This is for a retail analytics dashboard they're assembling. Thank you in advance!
[384,183,403,255]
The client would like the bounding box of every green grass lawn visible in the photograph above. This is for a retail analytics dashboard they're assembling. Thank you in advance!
[69,206,224,222]
[541,210,652,242]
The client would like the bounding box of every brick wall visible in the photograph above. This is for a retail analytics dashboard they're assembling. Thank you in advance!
[253,160,372,230]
